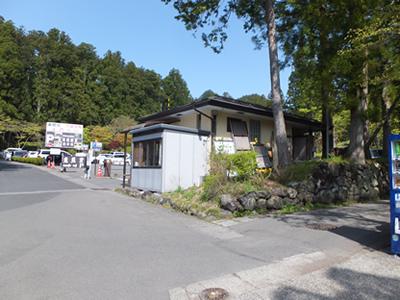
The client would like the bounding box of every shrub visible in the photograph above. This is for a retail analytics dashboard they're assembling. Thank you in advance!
[11,157,44,165]
[227,151,258,180]
[200,174,225,202]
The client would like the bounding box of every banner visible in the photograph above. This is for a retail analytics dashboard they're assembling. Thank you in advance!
[46,122,84,149]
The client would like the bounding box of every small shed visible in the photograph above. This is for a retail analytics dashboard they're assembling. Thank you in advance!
[130,124,210,193]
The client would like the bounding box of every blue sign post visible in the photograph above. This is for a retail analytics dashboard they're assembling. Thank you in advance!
[389,134,400,254]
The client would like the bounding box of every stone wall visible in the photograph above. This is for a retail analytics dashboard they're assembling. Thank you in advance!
[120,162,389,219]
[220,162,389,213]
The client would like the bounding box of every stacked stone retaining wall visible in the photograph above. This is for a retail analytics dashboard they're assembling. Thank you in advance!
[120,162,389,219]
[220,162,389,213]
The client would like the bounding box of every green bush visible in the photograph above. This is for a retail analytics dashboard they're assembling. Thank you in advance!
[200,174,225,202]
[227,151,258,180]
[11,157,44,165]
[200,149,260,202]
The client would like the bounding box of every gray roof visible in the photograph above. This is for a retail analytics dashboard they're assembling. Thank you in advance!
[136,95,325,132]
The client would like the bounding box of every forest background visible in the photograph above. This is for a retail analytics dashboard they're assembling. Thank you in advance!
[1,1,399,156]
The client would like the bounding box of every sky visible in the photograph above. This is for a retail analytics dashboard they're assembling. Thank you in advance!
[1,0,291,100]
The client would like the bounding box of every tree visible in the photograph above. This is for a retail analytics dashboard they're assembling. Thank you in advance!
[87,125,113,148]
[4,119,42,149]
[96,50,125,124]
[198,89,217,99]
[276,0,391,163]
[161,0,292,166]
[0,18,34,121]
[115,133,132,149]
[239,93,271,107]
[162,68,191,108]
[108,140,121,151]
[341,2,400,157]
[107,116,137,137]
[222,92,232,98]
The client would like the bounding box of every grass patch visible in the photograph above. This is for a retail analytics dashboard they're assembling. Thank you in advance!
[279,204,304,214]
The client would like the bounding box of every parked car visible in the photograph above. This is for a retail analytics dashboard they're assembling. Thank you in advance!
[3,148,22,161]
[91,153,111,164]
[109,153,131,165]
[28,151,39,158]
[12,150,29,158]
[38,149,51,159]
[111,152,124,156]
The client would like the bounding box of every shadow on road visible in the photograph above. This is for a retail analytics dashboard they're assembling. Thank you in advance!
[0,161,32,171]
[275,201,390,251]
[270,261,397,299]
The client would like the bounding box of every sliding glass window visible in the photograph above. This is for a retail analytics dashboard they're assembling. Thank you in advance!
[133,139,162,167]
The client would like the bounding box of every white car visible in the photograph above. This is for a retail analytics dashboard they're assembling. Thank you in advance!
[38,149,51,159]
[110,154,131,165]
[92,153,111,164]
[28,151,39,158]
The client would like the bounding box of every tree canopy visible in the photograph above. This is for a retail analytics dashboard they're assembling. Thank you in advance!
[2,1,400,162]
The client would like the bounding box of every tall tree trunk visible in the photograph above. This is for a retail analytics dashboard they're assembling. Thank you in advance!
[265,0,291,168]
[365,94,400,153]
[382,80,391,157]
[321,91,333,158]
[347,88,365,163]
[362,63,370,159]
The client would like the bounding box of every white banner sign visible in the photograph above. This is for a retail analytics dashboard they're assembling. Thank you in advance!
[46,122,84,149]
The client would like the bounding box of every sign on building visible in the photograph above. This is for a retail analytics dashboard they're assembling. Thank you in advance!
[62,156,87,169]
[45,122,84,149]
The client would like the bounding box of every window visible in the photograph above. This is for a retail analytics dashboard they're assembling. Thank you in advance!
[133,139,162,167]
[250,120,261,143]
[227,117,242,132]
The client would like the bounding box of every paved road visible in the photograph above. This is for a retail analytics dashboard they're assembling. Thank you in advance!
[0,160,395,299]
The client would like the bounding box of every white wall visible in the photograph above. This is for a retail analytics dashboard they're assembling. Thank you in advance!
[162,131,208,192]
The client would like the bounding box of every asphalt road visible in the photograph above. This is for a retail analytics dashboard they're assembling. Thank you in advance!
[0,160,393,299]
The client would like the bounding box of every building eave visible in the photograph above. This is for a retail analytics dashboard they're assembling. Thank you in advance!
[136,96,325,132]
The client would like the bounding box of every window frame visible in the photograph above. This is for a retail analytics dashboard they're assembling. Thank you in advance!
[249,119,261,143]
[133,138,162,168]
[227,117,242,132]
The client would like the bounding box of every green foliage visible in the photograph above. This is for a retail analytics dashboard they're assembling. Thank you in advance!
[0,17,193,128]
[270,157,347,185]
[270,160,318,185]
[200,175,225,202]
[2,119,42,149]
[200,148,260,202]
[205,208,221,218]
[239,94,271,108]
[86,125,113,149]
[228,151,258,180]
[11,157,44,165]
[304,203,330,211]
[162,68,191,108]
[198,89,217,100]
[279,204,303,214]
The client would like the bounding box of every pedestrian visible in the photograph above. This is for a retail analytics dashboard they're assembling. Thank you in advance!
[84,166,90,179]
